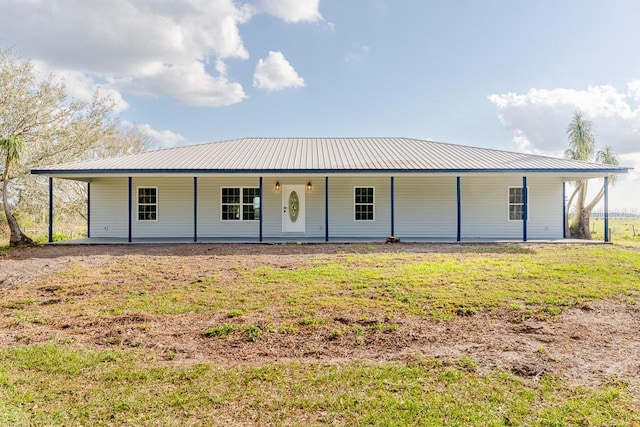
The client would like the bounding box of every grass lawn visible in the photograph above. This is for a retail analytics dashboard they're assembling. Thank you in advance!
[1,243,640,425]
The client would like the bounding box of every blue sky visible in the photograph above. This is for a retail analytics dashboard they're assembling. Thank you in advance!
[1,0,638,210]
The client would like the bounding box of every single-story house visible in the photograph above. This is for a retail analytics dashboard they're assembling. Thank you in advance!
[31,137,629,243]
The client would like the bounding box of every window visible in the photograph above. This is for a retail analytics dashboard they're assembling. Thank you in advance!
[221,187,260,221]
[354,187,374,221]
[508,187,527,221]
[137,187,157,221]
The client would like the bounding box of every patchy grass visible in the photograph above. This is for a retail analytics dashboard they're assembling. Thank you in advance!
[592,218,640,248]
[5,245,640,325]
[0,344,637,426]
[2,243,640,424]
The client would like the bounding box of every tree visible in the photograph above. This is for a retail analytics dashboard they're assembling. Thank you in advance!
[1,134,34,246]
[564,111,619,239]
[1,47,143,246]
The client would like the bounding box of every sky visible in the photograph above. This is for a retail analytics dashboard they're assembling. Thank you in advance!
[0,0,638,211]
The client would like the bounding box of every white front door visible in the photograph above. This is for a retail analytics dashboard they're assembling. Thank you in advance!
[282,185,305,233]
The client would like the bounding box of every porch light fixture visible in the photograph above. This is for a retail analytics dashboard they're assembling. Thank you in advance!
[275,181,281,191]
[307,181,313,191]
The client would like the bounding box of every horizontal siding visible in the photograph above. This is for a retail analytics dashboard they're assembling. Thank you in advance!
[262,177,325,239]
[327,176,391,238]
[131,177,193,238]
[198,177,261,238]
[90,178,128,238]
[460,175,562,239]
[87,174,564,241]
[394,176,457,239]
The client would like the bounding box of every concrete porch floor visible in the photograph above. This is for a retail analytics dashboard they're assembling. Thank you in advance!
[50,236,608,245]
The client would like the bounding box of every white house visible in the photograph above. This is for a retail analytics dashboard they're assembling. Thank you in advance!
[31,137,629,243]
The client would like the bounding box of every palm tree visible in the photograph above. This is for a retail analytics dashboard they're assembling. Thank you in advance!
[564,112,619,239]
[1,134,35,246]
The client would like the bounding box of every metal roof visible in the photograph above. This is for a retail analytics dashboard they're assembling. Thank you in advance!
[31,137,630,175]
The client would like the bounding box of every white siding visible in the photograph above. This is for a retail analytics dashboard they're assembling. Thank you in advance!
[198,177,261,238]
[90,178,128,238]
[132,177,194,238]
[460,175,563,239]
[394,176,457,239]
[262,177,325,239]
[87,174,564,241]
[327,176,391,238]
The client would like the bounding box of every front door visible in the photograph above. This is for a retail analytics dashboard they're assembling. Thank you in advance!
[282,185,305,233]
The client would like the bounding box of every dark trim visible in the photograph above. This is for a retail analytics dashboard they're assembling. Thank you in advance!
[259,177,263,242]
[562,182,566,238]
[522,176,528,242]
[456,176,461,242]
[30,167,631,176]
[194,177,198,242]
[128,177,132,243]
[390,176,395,236]
[48,177,53,243]
[87,182,91,239]
[325,176,329,242]
[604,176,609,243]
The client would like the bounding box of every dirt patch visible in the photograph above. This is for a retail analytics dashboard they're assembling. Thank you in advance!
[1,243,639,396]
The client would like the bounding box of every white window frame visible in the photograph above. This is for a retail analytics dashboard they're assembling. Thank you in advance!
[507,186,528,221]
[220,186,260,222]
[354,186,375,221]
[137,186,158,222]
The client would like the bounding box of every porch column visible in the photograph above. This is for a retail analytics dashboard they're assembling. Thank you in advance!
[456,176,461,242]
[193,177,198,242]
[128,177,132,243]
[562,182,566,238]
[522,176,528,242]
[325,176,329,242]
[48,177,53,243]
[259,177,263,242]
[390,176,395,236]
[604,176,609,243]
[87,182,91,239]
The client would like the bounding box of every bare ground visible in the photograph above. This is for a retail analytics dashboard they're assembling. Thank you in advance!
[1,243,639,396]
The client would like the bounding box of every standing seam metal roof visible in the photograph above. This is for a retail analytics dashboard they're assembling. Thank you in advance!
[31,137,630,174]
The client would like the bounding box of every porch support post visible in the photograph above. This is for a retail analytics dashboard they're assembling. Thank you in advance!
[522,176,528,242]
[562,181,566,238]
[87,182,91,239]
[193,177,198,242]
[390,176,395,237]
[604,176,609,243]
[325,176,329,242]
[259,177,263,242]
[128,177,132,243]
[456,176,461,242]
[48,177,53,243]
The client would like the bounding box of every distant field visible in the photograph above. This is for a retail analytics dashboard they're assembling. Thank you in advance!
[591,218,640,247]
[1,243,639,425]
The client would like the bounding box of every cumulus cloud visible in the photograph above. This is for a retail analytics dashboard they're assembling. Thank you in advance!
[489,84,640,156]
[489,83,640,210]
[253,0,323,22]
[114,60,246,107]
[0,0,322,107]
[132,123,188,149]
[253,51,305,91]
[33,62,129,113]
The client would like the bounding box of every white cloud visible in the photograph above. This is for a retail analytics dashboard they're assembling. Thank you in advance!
[133,123,188,149]
[33,62,129,113]
[489,83,640,209]
[114,60,246,107]
[253,51,305,91]
[0,0,321,107]
[254,0,323,22]
[488,84,640,155]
